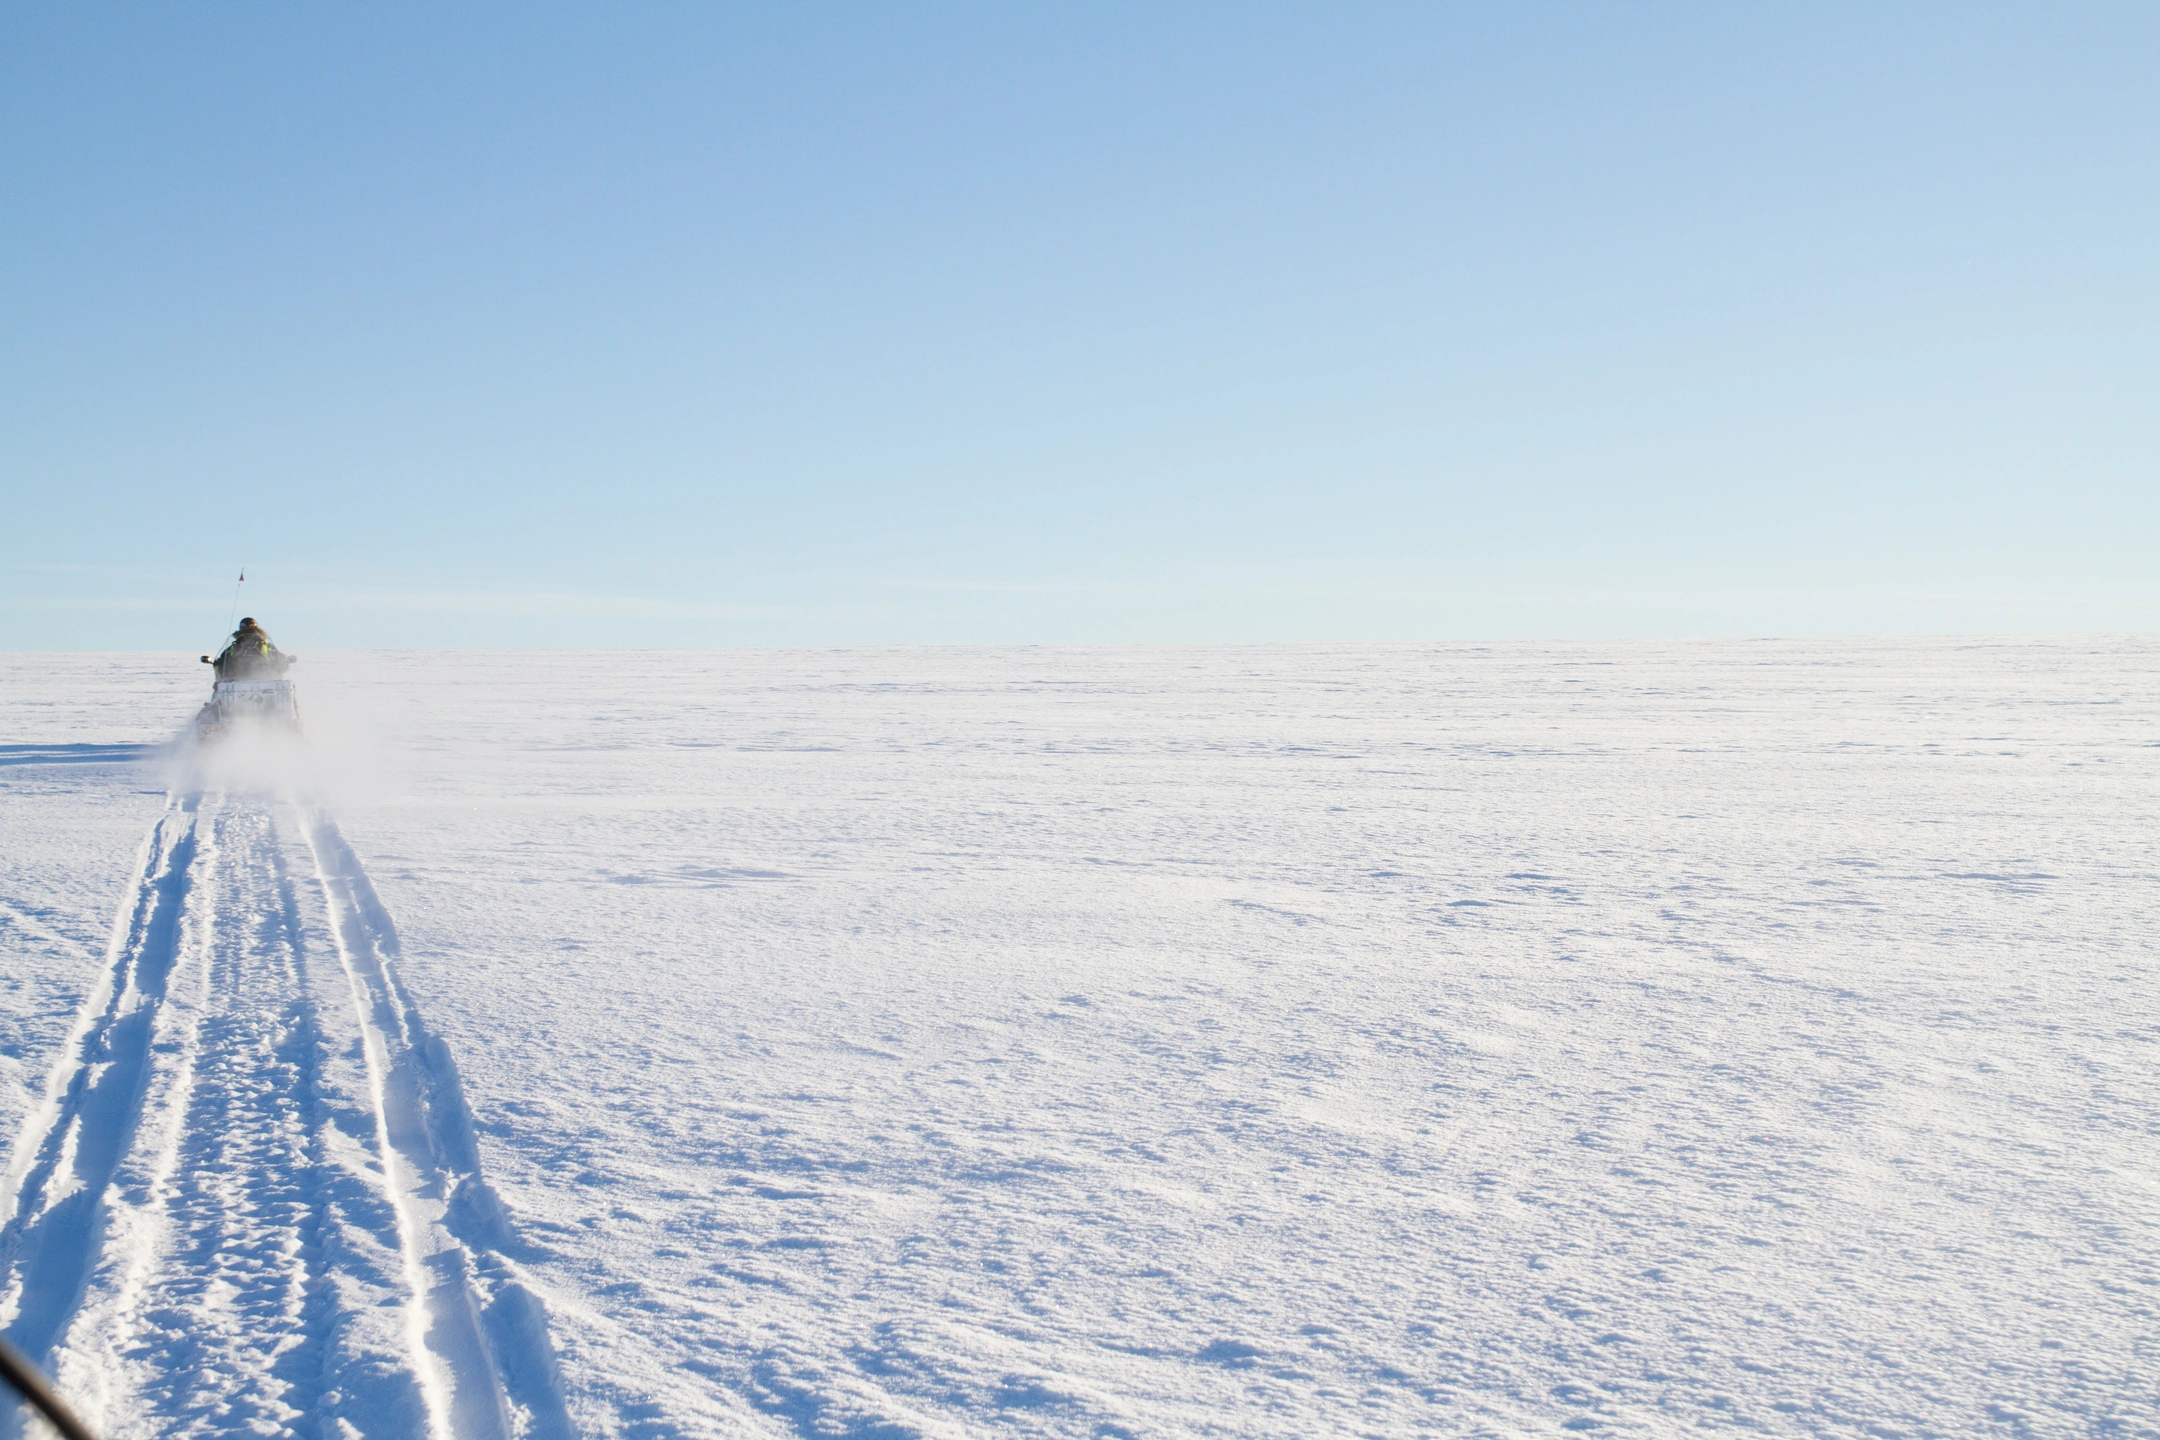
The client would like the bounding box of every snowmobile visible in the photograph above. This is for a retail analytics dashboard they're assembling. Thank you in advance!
[192,677,302,743]
[193,618,302,744]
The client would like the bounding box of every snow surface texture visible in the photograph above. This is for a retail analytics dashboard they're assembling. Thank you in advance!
[1,640,2156,1439]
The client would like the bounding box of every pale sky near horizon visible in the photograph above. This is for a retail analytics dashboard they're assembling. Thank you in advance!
[4,3,2155,650]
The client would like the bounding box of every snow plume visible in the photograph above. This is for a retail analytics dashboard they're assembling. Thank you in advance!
[165,716,315,796]
[163,656,401,808]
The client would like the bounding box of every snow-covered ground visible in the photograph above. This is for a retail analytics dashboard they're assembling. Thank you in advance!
[2,640,2156,1439]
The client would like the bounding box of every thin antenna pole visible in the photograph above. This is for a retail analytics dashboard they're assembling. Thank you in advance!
[0,1335,101,1440]
[228,567,245,629]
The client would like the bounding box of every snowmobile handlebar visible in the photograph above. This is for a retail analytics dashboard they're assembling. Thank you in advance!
[0,1335,100,1440]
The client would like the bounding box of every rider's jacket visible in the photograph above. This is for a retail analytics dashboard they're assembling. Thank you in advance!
[214,628,292,681]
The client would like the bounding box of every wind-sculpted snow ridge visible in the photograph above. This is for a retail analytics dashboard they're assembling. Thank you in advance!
[0,790,570,1440]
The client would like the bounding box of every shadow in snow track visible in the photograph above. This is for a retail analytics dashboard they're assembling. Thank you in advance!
[301,808,574,1440]
[0,801,199,1371]
[0,744,160,769]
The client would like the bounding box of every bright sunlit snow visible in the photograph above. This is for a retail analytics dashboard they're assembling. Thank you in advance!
[2,640,2155,1438]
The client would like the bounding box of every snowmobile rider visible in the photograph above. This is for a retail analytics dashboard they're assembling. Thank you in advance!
[202,617,296,681]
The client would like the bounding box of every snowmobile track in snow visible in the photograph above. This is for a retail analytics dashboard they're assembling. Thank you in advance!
[0,793,569,1440]
[0,800,201,1377]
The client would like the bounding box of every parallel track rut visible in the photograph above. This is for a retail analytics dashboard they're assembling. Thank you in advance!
[0,793,570,1440]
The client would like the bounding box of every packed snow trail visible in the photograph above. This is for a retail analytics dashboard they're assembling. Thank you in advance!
[0,790,568,1440]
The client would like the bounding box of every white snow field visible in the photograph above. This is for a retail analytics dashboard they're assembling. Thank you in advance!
[2,639,2155,1440]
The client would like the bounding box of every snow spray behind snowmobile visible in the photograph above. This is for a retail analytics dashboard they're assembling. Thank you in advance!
[193,616,301,744]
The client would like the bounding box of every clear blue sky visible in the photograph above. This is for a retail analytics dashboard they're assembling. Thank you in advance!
[4,3,2155,649]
